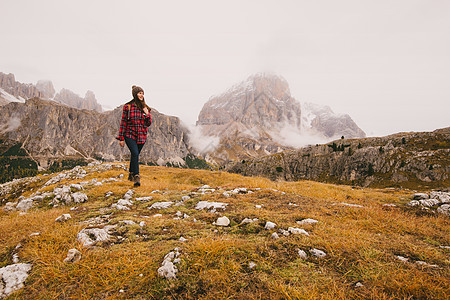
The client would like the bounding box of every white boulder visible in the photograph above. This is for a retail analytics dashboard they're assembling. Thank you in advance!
[264,222,277,230]
[0,263,32,298]
[215,216,230,226]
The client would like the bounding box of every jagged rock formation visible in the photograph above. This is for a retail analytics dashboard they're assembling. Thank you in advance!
[36,80,55,99]
[227,127,450,189]
[0,98,195,171]
[0,71,103,112]
[54,89,102,112]
[0,72,44,103]
[301,102,366,139]
[195,73,365,164]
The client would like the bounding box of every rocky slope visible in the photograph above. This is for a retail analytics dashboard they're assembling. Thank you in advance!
[0,98,197,173]
[0,163,448,299]
[195,73,365,164]
[0,72,103,112]
[227,127,450,189]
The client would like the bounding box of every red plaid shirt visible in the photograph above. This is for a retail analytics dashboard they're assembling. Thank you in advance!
[116,103,152,144]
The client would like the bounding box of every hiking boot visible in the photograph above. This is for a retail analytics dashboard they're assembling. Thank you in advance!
[128,172,134,181]
[133,174,141,187]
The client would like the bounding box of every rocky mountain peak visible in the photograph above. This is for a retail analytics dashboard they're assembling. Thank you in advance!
[54,88,102,112]
[36,80,55,99]
[197,73,301,131]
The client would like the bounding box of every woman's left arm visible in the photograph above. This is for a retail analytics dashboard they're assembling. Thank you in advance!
[143,107,152,127]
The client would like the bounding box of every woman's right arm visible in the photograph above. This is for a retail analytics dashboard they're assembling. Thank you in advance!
[116,105,128,143]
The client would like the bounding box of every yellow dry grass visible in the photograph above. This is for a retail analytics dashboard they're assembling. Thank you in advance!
[0,163,449,299]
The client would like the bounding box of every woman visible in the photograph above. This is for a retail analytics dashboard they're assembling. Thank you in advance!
[116,85,152,187]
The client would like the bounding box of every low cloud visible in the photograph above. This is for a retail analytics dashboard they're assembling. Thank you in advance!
[0,115,22,133]
[270,122,330,148]
[184,123,220,154]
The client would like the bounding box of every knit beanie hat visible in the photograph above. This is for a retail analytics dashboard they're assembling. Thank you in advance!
[132,85,144,99]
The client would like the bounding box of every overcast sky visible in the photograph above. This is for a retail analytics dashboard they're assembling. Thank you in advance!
[1,0,449,137]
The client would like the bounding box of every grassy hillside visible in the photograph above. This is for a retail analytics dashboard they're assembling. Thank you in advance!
[1,163,449,299]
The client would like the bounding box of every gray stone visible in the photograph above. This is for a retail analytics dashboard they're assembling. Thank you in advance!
[16,199,33,212]
[63,249,81,263]
[310,248,327,258]
[215,216,230,226]
[419,198,441,207]
[288,227,309,236]
[0,263,32,298]
[77,227,115,247]
[413,193,429,200]
[296,218,319,225]
[265,221,277,230]
[71,192,88,203]
[149,202,174,210]
[297,249,308,260]
[55,214,71,222]
[437,204,450,216]
[195,201,228,211]
[117,199,133,206]
[111,204,130,210]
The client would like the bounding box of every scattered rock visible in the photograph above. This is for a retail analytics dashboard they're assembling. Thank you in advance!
[181,196,191,201]
[265,221,277,230]
[158,248,181,280]
[396,255,409,263]
[77,226,116,247]
[255,205,262,209]
[413,193,429,200]
[55,214,71,222]
[271,233,279,239]
[248,262,256,269]
[16,199,33,212]
[195,201,228,212]
[297,249,308,260]
[340,203,364,208]
[0,263,32,298]
[179,237,188,242]
[117,199,133,206]
[69,184,83,191]
[288,227,309,236]
[419,198,441,207]
[119,220,136,225]
[136,196,152,201]
[71,192,89,204]
[215,216,230,226]
[111,204,130,210]
[310,248,326,258]
[240,218,258,224]
[63,249,82,263]
[123,190,134,200]
[296,218,319,226]
[437,204,450,216]
[149,202,174,210]
[415,261,439,268]
[355,282,364,288]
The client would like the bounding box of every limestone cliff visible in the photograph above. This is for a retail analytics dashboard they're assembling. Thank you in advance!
[0,72,43,103]
[0,98,194,170]
[54,89,103,112]
[227,128,450,189]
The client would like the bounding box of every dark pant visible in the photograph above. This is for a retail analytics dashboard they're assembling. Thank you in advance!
[124,136,144,175]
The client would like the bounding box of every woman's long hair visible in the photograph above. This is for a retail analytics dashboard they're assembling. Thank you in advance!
[126,95,150,112]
